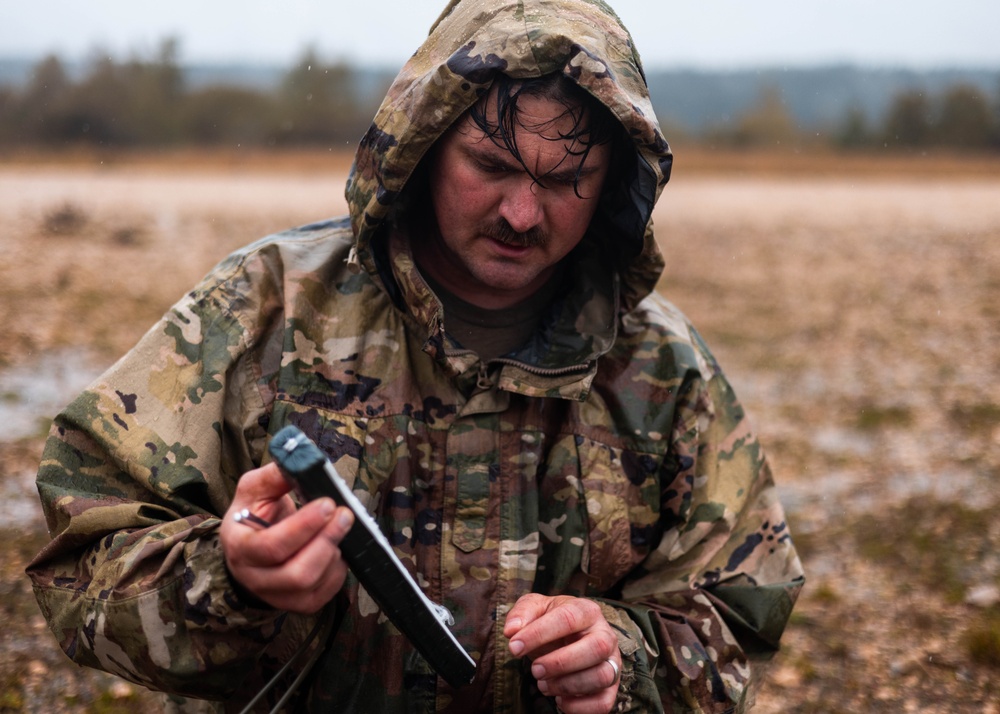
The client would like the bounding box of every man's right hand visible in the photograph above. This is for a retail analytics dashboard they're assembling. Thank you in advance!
[219,462,355,613]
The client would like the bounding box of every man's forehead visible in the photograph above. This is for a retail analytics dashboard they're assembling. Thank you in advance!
[451,88,593,147]
[459,131,600,168]
[476,83,590,128]
[452,124,610,187]
[433,77,614,182]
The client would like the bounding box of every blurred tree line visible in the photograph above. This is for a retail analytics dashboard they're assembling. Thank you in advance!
[0,40,381,149]
[702,83,1000,151]
[1,39,999,152]
[832,83,1000,150]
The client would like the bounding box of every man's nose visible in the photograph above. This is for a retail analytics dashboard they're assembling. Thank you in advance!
[498,181,543,233]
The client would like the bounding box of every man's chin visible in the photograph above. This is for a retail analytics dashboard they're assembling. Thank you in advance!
[472,271,552,304]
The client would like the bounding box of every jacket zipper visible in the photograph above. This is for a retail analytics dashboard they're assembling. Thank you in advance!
[445,348,593,380]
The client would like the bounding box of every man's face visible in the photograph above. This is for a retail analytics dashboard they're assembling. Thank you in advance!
[417,90,611,310]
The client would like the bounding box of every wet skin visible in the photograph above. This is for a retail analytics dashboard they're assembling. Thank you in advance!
[415,89,611,310]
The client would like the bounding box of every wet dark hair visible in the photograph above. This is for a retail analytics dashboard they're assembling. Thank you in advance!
[468,72,630,198]
[387,71,643,285]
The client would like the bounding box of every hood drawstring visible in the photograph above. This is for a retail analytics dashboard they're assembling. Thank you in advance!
[346,245,363,275]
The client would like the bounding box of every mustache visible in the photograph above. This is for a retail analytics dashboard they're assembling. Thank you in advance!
[482,218,547,247]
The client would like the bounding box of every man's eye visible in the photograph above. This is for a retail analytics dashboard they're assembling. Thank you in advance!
[475,161,508,174]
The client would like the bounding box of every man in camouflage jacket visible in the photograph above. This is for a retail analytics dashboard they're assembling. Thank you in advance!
[27,0,804,712]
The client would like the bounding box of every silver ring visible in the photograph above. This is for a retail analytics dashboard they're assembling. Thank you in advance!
[605,657,620,686]
[232,508,272,530]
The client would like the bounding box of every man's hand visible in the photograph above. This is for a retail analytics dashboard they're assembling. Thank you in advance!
[505,594,621,714]
[219,462,355,614]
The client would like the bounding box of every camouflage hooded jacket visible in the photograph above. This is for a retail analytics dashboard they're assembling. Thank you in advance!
[28,1,804,712]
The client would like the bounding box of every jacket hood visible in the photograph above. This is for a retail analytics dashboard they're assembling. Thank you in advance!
[345,0,672,314]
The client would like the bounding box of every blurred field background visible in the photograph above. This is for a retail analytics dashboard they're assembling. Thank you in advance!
[2,45,1000,714]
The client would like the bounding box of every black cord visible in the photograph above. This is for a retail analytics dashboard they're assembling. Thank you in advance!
[267,608,338,712]
[237,603,337,714]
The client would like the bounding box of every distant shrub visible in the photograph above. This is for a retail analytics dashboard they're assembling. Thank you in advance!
[964,610,1000,668]
[855,403,914,431]
[883,90,934,148]
[935,84,997,149]
[852,497,993,602]
[42,202,88,236]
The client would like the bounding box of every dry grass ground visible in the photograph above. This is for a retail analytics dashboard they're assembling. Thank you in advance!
[1,147,998,712]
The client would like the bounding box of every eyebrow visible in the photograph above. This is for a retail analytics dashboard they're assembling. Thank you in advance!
[462,141,602,183]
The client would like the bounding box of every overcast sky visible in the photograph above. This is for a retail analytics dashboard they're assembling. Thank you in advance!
[2,0,999,71]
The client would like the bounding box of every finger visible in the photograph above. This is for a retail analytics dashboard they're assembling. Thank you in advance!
[234,497,338,567]
[531,631,617,682]
[535,652,620,697]
[224,463,298,528]
[553,689,618,714]
[319,504,355,547]
[234,462,294,504]
[260,504,354,578]
[237,506,355,611]
[510,598,604,658]
[248,541,348,614]
[504,593,562,638]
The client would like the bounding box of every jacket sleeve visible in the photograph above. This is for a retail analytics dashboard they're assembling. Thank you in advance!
[597,328,805,713]
[25,254,291,700]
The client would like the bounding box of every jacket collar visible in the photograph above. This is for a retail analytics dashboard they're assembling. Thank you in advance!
[384,227,614,401]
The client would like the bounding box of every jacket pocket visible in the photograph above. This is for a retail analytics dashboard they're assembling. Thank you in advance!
[576,437,661,593]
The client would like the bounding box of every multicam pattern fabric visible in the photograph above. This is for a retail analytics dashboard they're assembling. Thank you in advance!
[28,0,804,712]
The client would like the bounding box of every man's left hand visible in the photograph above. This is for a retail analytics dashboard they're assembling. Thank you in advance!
[504,594,621,714]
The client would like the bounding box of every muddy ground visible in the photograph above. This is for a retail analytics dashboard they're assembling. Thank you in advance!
[1,148,998,712]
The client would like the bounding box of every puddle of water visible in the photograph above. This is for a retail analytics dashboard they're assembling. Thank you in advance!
[0,349,110,528]
[0,467,47,529]
[776,462,991,532]
[0,349,109,441]
[811,426,874,457]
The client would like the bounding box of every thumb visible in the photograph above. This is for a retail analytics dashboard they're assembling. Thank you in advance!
[236,462,293,503]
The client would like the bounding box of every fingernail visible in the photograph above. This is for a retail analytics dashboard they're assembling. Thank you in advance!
[536,678,549,694]
[531,663,546,679]
[507,617,522,631]
[337,508,353,528]
[321,499,336,519]
[509,639,524,656]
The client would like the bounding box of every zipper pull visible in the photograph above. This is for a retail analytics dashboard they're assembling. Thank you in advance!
[476,361,492,391]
